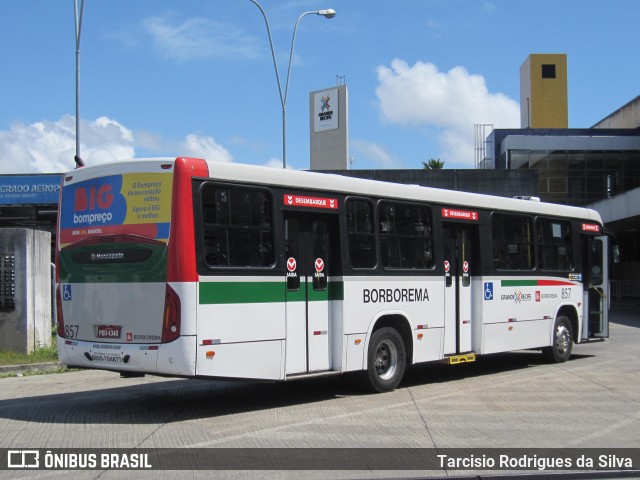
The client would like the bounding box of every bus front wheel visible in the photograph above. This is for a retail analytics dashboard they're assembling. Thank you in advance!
[544,315,573,363]
[363,327,406,393]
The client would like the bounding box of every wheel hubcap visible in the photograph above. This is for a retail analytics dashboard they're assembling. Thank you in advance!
[374,339,398,380]
[556,325,570,353]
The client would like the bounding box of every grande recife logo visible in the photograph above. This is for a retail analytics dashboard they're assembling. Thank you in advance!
[59,173,173,246]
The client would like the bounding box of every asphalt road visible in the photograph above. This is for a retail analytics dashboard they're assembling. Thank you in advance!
[0,303,638,480]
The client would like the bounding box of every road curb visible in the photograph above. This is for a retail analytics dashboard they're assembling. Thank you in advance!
[0,362,62,374]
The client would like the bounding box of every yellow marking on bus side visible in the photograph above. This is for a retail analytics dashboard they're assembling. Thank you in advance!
[446,353,476,365]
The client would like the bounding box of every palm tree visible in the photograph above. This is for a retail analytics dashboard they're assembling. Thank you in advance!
[422,158,445,170]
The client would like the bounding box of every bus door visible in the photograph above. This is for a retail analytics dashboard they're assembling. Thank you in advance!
[582,235,609,339]
[284,213,333,374]
[442,223,479,354]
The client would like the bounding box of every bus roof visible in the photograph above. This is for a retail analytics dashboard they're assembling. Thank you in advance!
[67,158,603,224]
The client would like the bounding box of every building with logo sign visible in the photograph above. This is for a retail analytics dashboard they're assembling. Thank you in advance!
[309,84,348,170]
[0,174,62,255]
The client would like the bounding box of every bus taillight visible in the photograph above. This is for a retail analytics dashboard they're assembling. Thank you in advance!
[55,285,65,338]
[162,284,181,343]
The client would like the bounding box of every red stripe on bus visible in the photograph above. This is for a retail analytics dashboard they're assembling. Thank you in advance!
[537,280,575,286]
[167,157,210,282]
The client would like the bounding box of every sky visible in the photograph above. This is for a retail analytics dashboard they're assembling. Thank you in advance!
[0,0,638,174]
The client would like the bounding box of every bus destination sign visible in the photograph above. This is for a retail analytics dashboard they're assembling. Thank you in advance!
[581,223,601,233]
[284,194,338,210]
[441,207,478,221]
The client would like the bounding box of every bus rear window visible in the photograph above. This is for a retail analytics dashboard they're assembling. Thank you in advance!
[200,183,274,268]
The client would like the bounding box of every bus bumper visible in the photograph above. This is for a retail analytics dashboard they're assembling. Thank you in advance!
[57,335,196,377]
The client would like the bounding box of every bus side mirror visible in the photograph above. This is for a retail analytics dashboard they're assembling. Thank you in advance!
[612,245,620,264]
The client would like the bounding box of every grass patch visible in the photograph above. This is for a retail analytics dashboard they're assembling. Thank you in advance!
[0,344,58,366]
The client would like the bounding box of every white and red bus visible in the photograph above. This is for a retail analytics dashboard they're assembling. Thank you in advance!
[56,158,609,392]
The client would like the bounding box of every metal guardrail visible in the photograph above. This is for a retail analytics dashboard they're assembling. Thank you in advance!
[610,280,640,300]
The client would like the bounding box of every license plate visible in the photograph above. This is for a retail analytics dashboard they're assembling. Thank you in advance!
[92,354,123,364]
[97,325,122,339]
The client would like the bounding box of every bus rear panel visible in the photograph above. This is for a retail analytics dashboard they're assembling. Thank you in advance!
[56,160,196,376]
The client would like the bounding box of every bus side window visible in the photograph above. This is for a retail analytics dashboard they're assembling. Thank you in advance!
[492,213,534,270]
[215,189,229,224]
[201,183,275,268]
[536,218,573,271]
[205,231,229,266]
[346,199,376,269]
[378,201,434,270]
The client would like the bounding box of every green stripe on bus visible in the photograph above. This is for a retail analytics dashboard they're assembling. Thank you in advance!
[500,280,539,287]
[199,281,344,305]
[500,279,575,287]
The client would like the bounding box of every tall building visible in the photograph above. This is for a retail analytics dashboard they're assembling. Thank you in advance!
[309,84,348,170]
[520,54,568,128]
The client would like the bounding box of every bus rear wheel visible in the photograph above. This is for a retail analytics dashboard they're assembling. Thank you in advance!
[363,327,406,393]
[544,315,573,363]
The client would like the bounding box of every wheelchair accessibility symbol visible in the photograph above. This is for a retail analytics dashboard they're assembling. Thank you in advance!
[62,284,72,301]
[484,282,493,301]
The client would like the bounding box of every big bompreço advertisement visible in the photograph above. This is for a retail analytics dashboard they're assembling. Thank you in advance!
[58,172,173,248]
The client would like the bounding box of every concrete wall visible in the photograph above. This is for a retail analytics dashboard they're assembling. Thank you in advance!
[0,228,52,354]
[590,186,640,224]
[593,95,640,129]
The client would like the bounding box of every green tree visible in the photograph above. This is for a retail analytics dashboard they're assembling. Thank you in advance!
[422,158,445,170]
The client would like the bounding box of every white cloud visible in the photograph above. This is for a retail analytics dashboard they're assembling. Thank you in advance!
[180,134,233,162]
[263,158,299,169]
[132,129,233,163]
[350,139,400,168]
[0,116,234,173]
[0,115,134,173]
[375,59,519,166]
[264,158,285,169]
[133,129,166,152]
[142,14,261,62]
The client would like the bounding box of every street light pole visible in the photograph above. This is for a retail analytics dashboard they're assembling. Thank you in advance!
[247,1,336,168]
[74,0,86,168]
